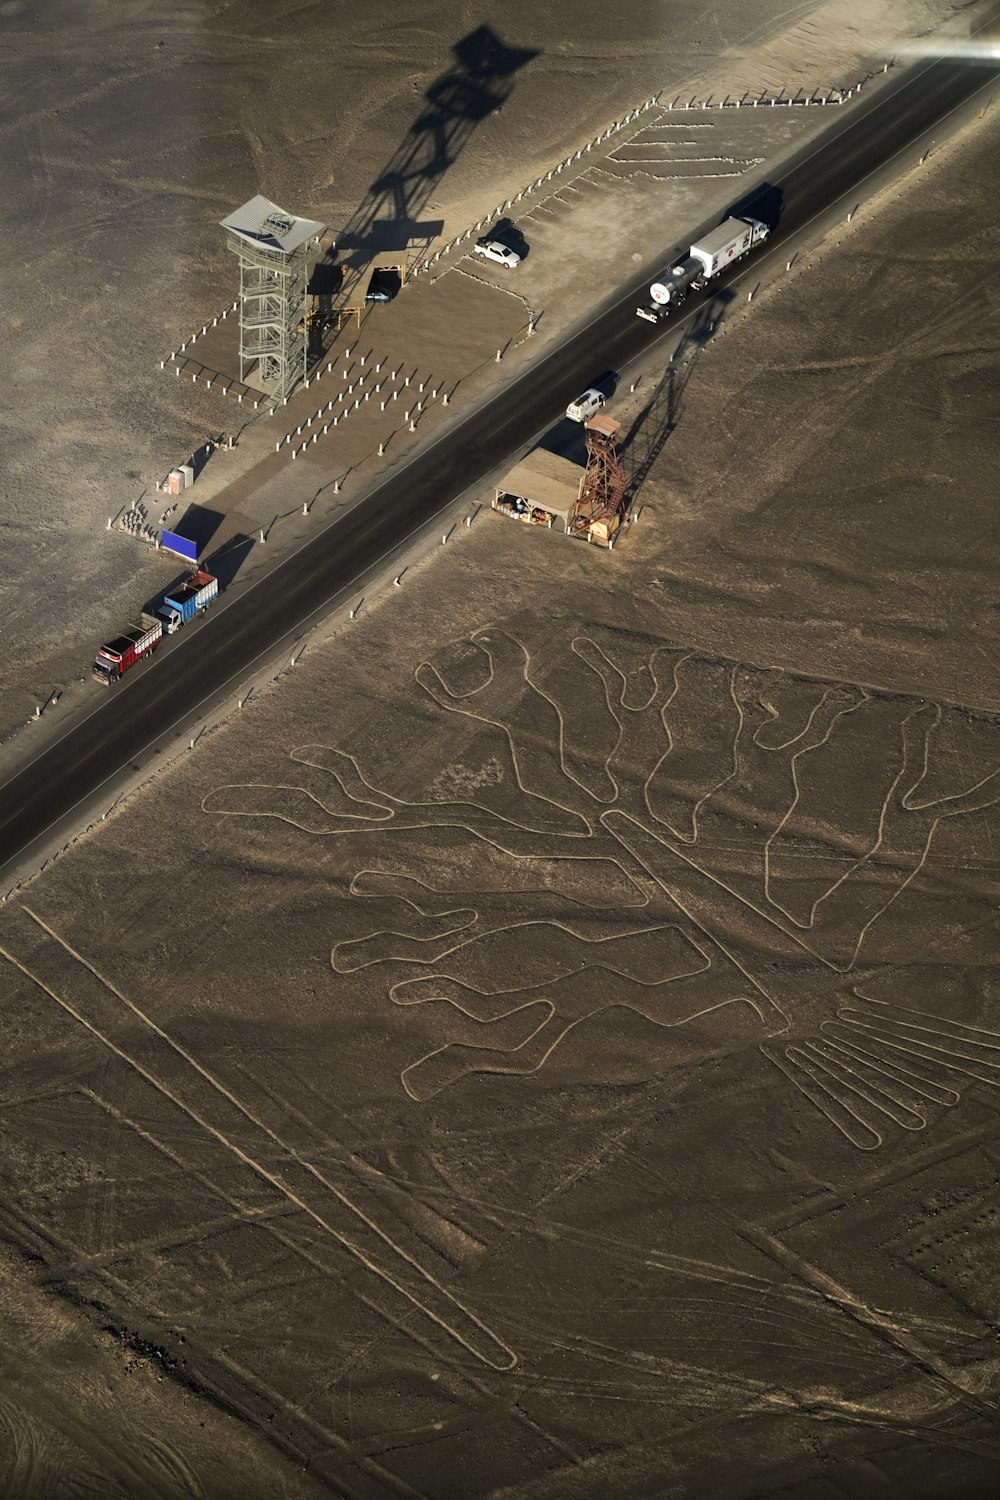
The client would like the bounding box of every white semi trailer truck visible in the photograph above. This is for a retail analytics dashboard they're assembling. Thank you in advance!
[637,216,770,323]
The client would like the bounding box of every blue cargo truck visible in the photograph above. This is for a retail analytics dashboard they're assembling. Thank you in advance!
[156,569,219,634]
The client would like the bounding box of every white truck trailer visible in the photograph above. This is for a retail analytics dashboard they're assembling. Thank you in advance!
[637,217,770,322]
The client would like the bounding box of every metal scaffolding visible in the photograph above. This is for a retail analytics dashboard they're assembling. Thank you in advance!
[571,415,631,547]
[221,196,327,401]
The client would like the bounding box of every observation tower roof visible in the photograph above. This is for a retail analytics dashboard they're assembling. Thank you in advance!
[220,195,326,254]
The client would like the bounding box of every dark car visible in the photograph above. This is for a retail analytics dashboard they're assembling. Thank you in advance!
[365,268,400,304]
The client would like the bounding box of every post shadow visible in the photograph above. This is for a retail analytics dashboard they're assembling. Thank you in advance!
[187,442,219,481]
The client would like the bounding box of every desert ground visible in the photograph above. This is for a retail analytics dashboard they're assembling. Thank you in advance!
[2,1,1000,1497]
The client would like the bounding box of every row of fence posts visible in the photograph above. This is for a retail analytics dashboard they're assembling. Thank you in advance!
[160,301,239,368]
[284,374,449,457]
[277,357,451,456]
[163,356,274,412]
[414,93,661,273]
[279,299,541,469]
[158,60,895,373]
[280,307,538,463]
[665,60,891,114]
[411,64,891,276]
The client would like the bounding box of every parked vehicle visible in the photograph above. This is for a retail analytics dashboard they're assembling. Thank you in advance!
[157,569,218,634]
[92,613,162,684]
[637,216,770,322]
[365,268,399,303]
[566,388,606,423]
[473,239,521,269]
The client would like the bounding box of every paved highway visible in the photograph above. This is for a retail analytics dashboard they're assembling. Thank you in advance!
[1,44,998,883]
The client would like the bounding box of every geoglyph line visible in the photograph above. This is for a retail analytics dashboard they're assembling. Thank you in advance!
[1,908,517,1371]
[204,628,1000,1149]
[0,1181,415,1499]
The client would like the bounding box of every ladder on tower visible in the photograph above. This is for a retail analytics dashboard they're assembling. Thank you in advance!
[571,414,631,547]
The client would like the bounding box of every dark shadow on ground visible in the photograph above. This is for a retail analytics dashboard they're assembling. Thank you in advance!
[539,417,588,464]
[622,291,734,501]
[169,504,225,556]
[203,533,255,590]
[187,442,219,481]
[364,267,402,304]
[334,26,538,267]
[307,256,344,299]
[727,180,784,230]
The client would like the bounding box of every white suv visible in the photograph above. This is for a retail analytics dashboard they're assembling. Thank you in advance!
[473,240,521,269]
[566,388,606,423]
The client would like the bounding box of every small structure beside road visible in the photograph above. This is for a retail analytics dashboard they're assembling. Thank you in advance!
[493,449,581,531]
[492,414,631,547]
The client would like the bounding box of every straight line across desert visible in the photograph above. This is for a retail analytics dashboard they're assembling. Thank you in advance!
[1,2,999,1497]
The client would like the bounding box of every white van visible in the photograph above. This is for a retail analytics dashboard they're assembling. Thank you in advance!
[566,388,606,423]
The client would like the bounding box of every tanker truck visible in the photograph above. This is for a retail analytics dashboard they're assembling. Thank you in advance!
[637,216,770,323]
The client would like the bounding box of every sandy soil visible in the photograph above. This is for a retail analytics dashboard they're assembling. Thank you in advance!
[0,1240,327,1498]
[3,2,999,1497]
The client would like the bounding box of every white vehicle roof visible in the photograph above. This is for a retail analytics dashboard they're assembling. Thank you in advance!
[690,217,750,257]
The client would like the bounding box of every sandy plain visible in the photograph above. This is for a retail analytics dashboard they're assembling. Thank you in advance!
[2,1,1000,1497]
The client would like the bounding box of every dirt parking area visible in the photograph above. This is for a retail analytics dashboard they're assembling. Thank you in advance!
[2,69,1000,1495]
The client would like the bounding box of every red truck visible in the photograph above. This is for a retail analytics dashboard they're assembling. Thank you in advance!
[91,611,162,684]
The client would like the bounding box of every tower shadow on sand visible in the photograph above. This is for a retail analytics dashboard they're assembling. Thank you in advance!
[313,24,538,293]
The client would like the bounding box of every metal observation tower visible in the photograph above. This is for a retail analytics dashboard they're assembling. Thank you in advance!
[221,195,327,401]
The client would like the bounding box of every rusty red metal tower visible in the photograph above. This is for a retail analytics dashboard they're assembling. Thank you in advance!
[572,413,630,546]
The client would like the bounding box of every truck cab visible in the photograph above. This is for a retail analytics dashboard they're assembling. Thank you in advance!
[157,603,184,634]
[92,643,127,684]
